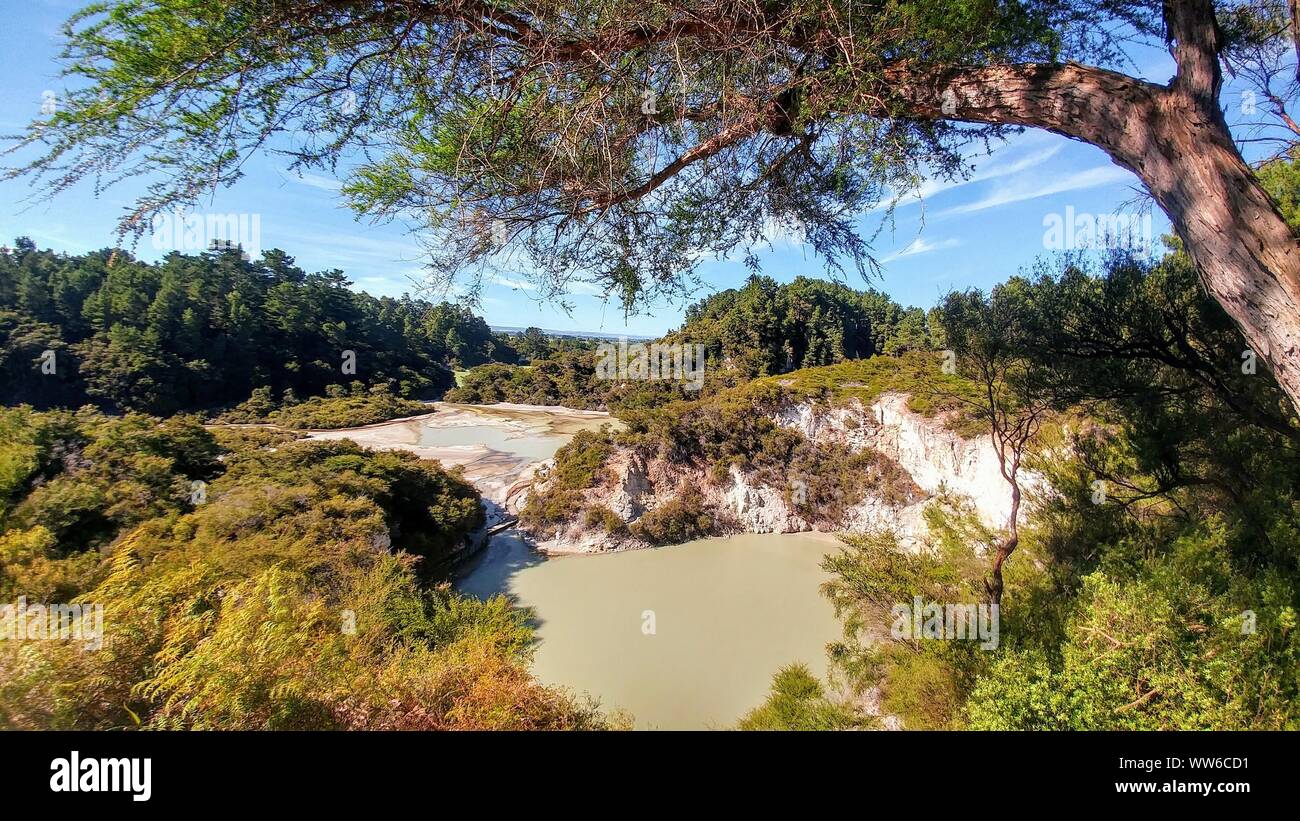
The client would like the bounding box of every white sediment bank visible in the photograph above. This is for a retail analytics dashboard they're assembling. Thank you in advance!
[305,402,614,505]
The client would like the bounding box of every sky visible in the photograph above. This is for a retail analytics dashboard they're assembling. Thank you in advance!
[0,0,1270,338]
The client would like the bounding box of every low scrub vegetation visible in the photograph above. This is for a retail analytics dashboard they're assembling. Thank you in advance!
[521,368,928,543]
[0,406,613,730]
[217,384,429,429]
[628,486,716,545]
[738,664,873,731]
[520,429,614,531]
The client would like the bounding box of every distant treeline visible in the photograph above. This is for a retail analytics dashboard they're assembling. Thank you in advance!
[1,239,937,417]
[673,274,937,375]
[449,275,938,409]
[0,239,518,415]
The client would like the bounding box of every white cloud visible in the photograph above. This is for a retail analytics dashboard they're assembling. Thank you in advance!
[286,171,344,192]
[275,227,423,263]
[567,280,605,295]
[486,274,608,299]
[935,164,1134,217]
[880,236,962,264]
[488,273,537,291]
[873,137,1064,212]
[713,214,810,264]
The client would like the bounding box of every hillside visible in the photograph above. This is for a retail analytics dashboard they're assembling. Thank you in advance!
[0,241,518,415]
[517,353,1003,552]
[448,276,939,410]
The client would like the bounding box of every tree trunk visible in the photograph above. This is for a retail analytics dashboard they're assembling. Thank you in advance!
[1291,0,1300,82]
[433,0,1300,407]
[887,56,1300,412]
[1123,103,1300,408]
[985,481,1019,608]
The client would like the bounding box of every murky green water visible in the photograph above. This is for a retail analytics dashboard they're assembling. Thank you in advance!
[458,530,842,730]
[326,403,841,729]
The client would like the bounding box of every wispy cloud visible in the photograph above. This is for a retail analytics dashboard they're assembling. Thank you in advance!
[486,269,606,297]
[873,137,1064,212]
[488,273,536,292]
[274,227,424,265]
[567,279,606,295]
[285,171,344,192]
[713,215,810,264]
[351,275,405,292]
[880,236,961,264]
[935,164,1134,217]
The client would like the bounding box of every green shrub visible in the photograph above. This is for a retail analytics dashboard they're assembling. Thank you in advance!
[583,505,626,535]
[629,487,714,545]
[738,664,872,730]
[520,429,614,530]
[263,389,426,433]
[220,386,278,422]
[0,409,613,730]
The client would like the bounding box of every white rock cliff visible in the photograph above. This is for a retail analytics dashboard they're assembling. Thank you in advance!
[526,392,1033,553]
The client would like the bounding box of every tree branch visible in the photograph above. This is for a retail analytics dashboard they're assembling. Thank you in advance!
[1164,0,1224,107]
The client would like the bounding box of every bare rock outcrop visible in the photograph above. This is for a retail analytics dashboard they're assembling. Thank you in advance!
[523,392,1036,554]
[776,392,1032,532]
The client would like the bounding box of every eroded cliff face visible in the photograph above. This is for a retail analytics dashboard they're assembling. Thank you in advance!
[774,393,1028,530]
[520,392,1032,554]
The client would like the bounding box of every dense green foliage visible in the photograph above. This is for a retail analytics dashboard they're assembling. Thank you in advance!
[0,407,221,600]
[448,352,618,410]
[0,407,614,729]
[0,241,516,415]
[1255,147,1300,229]
[627,487,717,545]
[675,274,933,378]
[219,383,430,429]
[808,248,1300,730]
[0,406,483,600]
[737,664,871,731]
[450,276,933,409]
[819,512,1002,730]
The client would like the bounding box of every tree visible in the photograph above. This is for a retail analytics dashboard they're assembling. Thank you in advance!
[514,327,551,362]
[737,664,870,730]
[0,241,510,412]
[672,274,910,376]
[939,286,1053,606]
[8,1,1300,410]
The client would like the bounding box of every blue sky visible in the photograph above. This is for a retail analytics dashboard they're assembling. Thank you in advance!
[0,1,1269,337]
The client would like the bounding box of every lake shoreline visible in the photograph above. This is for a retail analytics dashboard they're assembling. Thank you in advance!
[305,401,615,504]
[316,403,846,729]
